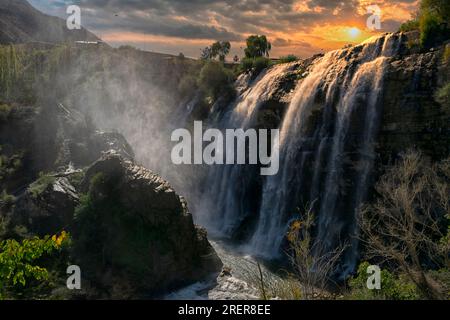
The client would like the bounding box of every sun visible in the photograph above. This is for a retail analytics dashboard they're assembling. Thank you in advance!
[348,27,361,39]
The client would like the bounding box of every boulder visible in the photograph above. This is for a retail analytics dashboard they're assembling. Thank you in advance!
[72,153,222,298]
[12,176,79,236]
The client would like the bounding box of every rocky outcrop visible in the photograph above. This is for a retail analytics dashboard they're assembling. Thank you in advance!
[0,102,134,194]
[12,176,79,236]
[71,153,222,299]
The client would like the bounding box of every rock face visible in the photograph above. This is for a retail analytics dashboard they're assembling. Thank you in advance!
[72,153,222,299]
[378,37,450,162]
[0,102,134,194]
[13,176,79,236]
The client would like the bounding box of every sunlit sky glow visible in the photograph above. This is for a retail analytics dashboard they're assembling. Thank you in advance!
[28,0,419,58]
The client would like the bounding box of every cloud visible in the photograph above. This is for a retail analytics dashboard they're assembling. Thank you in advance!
[28,0,419,57]
[273,38,312,48]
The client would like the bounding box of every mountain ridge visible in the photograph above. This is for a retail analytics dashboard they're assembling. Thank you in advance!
[0,0,100,44]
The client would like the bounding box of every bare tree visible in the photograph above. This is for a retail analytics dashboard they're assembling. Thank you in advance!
[287,203,346,299]
[359,150,450,300]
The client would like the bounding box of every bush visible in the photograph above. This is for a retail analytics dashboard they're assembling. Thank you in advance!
[28,173,56,199]
[253,57,271,74]
[0,190,16,210]
[359,151,450,299]
[240,57,271,77]
[278,55,299,64]
[399,19,420,32]
[399,0,450,47]
[240,57,255,72]
[420,10,442,47]
[0,232,69,299]
[287,206,345,299]
[67,171,85,190]
[347,262,421,300]
[198,61,235,100]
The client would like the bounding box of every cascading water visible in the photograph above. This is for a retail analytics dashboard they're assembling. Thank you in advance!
[199,33,404,277]
[198,63,297,236]
[249,33,403,275]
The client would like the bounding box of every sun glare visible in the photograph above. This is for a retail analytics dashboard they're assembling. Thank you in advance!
[348,27,361,39]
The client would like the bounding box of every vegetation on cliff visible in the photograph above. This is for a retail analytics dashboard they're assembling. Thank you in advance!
[399,0,449,47]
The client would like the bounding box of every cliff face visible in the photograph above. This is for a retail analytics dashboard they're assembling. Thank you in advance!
[379,39,450,163]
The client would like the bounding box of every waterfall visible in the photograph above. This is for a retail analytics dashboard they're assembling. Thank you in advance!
[197,63,297,236]
[249,33,402,275]
[196,33,403,277]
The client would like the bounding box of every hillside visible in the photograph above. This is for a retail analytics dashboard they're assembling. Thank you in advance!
[0,0,100,44]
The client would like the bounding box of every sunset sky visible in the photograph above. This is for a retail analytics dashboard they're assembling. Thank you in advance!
[28,0,419,58]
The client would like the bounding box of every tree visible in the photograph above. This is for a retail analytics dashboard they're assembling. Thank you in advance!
[200,46,213,60]
[399,0,450,47]
[0,232,68,298]
[287,203,346,299]
[198,61,234,100]
[244,35,272,58]
[201,41,231,62]
[211,41,231,62]
[359,150,449,300]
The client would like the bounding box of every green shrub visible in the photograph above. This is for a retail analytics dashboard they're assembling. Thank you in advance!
[399,0,450,48]
[240,57,255,72]
[28,173,56,199]
[278,55,299,64]
[240,57,271,76]
[347,262,421,300]
[253,57,271,74]
[0,190,16,209]
[399,19,420,32]
[67,171,85,190]
[420,10,442,47]
[0,232,69,299]
[198,61,235,100]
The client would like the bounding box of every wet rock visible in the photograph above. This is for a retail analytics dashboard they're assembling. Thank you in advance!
[73,153,222,299]
[12,176,79,236]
